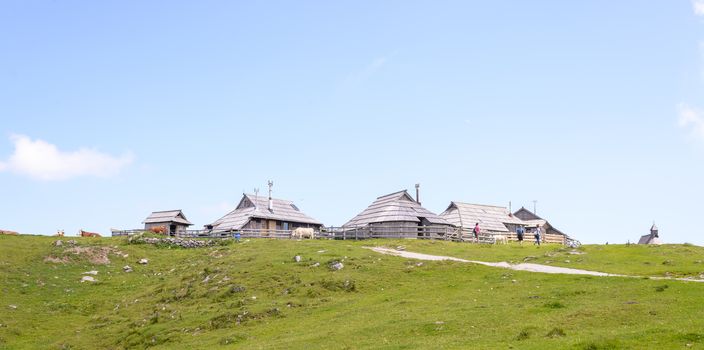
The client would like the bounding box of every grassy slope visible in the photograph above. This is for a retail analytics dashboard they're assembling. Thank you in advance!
[0,236,703,349]
[363,239,704,278]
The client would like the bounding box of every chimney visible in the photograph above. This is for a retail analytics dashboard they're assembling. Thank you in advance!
[509,201,512,216]
[267,180,274,211]
[415,183,420,205]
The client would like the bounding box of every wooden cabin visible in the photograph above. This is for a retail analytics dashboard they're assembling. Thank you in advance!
[143,210,193,236]
[342,190,452,239]
[439,202,524,241]
[513,207,567,244]
[207,193,323,233]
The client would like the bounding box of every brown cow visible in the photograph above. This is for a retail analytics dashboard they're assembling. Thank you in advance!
[79,229,102,238]
[149,226,167,235]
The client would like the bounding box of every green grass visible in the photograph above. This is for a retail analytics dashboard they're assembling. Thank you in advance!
[361,239,704,278]
[1,235,704,349]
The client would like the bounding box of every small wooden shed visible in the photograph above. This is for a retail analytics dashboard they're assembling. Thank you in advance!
[342,190,452,238]
[143,210,193,236]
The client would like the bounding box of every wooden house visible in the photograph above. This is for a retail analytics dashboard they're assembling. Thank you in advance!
[513,207,567,243]
[342,190,452,238]
[143,210,193,236]
[439,202,524,240]
[638,224,661,244]
[207,193,323,233]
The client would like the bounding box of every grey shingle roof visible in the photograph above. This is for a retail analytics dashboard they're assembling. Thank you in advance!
[439,202,523,232]
[208,194,322,232]
[343,190,451,227]
[143,210,193,226]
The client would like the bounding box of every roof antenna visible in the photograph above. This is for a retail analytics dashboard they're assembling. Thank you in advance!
[268,180,274,211]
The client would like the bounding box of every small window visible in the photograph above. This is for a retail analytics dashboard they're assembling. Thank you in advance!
[283,222,289,230]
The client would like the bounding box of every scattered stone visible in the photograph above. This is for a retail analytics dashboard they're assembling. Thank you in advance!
[8,304,17,310]
[317,250,326,253]
[330,262,344,271]
[53,240,63,247]
[564,260,571,263]
[251,296,257,300]
[568,250,585,255]
[123,265,133,273]
[416,262,424,267]
[80,276,96,283]
[122,254,129,259]
[67,240,77,245]
[435,321,444,325]
[138,258,149,265]
[512,280,518,283]
[128,233,216,248]
[83,270,98,275]
[294,255,302,263]
[396,246,406,251]
[202,275,211,283]
[311,262,320,267]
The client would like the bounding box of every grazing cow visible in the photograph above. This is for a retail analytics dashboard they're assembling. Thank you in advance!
[54,230,65,237]
[79,229,102,238]
[494,235,508,245]
[291,227,315,240]
[149,226,167,235]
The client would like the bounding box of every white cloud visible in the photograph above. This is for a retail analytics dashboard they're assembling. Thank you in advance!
[694,0,704,16]
[678,104,704,140]
[0,134,133,181]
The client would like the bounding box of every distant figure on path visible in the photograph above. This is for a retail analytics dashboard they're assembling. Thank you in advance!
[473,223,480,242]
[534,225,542,246]
[234,231,241,243]
[516,226,525,245]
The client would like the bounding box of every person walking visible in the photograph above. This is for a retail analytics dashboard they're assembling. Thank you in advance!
[534,225,542,246]
[516,226,525,245]
[473,223,481,243]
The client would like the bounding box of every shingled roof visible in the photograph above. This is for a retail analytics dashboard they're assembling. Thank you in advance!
[143,210,193,226]
[439,202,523,233]
[208,194,322,232]
[343,190,450,227]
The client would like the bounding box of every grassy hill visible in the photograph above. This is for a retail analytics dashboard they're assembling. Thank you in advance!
[1,235,704,349]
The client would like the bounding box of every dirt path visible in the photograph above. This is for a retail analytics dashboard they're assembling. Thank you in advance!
[366,247,704,282]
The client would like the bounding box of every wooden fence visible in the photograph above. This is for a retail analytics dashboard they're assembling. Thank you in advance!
[111,226,578,246]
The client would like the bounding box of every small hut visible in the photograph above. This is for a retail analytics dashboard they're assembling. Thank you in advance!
[143,210,193,236]
[342,189,452,238]
[207,193,323,233]
[513,207,567,243]
[439,202,524,240]
[638,223,661,245]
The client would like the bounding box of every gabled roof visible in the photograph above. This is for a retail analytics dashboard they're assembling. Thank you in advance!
[513,207,542,221]
[513,207,565,235]
[440,202,524,232]
[143,210,193,226]
[343,190,450,227]
[208,194,322,231]
[638,233,661,244]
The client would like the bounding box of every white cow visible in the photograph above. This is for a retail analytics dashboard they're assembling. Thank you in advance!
[291,227,315,240]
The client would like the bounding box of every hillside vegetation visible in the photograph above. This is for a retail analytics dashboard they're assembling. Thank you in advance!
[1,235,704,349]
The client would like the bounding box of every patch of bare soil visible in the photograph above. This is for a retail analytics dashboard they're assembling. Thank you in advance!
[46,246,126,265]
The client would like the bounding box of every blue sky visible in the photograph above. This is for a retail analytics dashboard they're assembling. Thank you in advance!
[1,1,704,244]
